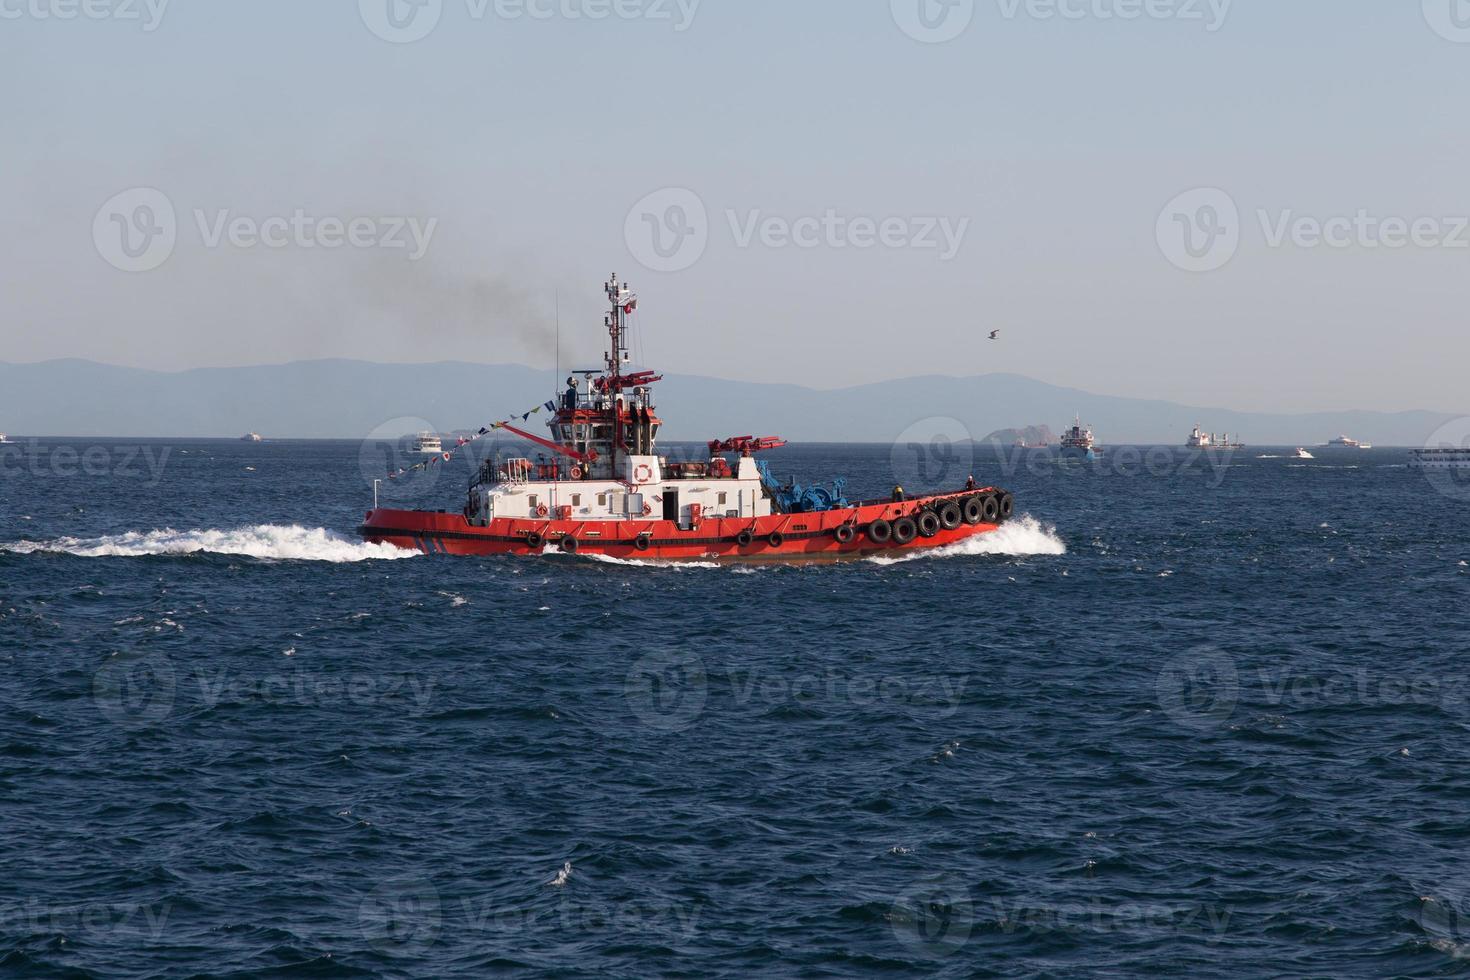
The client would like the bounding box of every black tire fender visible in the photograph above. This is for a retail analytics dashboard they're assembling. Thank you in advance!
[834,524,856,544]
[939,502,963,530]
[768,532,785,548]
[560,536,579,554]
[998,492,1015,521]
[962,496,984,525]
[917,511,941,538]
[525,532,544,550]
[867,519,893,544]
[736,530,754,548]
[981,495,1000,523]
[892,517,917,545]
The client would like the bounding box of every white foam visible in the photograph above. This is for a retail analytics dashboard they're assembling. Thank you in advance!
[867,514,1067,565]
[548,862,573,887]
[0,525,416,562]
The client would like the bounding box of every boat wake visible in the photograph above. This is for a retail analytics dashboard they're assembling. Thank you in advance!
[0,525,416,562]
[867,514,1067,565]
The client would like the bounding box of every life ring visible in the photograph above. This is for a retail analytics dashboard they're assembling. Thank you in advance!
[917,511,941,538]
[633,463,653,484]
[736,530,754,547]
[525,532,544,549]
[634,535,651,551]
[867,519,893,544]
[570,466,583,479]
[939,502,963,531]
[962,496,984,525]
[536,504,549,518]
[767,531,785,548]
[981,495,1000,523]
[892,517,917,545]
[833,524,856,544]
[998,492,1015,521]
[560,536,579,554]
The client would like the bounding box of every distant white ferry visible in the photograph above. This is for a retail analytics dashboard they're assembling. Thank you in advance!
[1325,435,1372,449]
[241,432,263,442]
[1410,448,1470,470]
[413,432,444,455]
[0,433,8,444]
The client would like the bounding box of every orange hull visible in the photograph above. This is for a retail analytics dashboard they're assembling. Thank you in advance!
[360,490,1009,562]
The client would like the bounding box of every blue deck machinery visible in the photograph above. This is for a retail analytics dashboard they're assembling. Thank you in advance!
[756,460,851,514]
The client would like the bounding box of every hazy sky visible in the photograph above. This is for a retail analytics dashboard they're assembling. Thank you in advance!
[4,0,1468,414]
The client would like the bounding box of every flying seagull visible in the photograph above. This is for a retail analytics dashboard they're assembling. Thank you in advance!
[988,330,1000,341]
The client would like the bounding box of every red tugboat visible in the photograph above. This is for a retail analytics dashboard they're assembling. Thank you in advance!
[359,275,1015,561]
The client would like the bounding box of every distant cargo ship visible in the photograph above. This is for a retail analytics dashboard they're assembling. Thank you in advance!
[1059,417,1101,461]
[1188,425,1244,450]
[1325,435,1373,449]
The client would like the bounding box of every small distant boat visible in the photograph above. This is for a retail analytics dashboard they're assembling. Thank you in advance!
[0,433,9,444]
[1059,416,1101,461]
[1291,448,1314,459]
[1324,435,1373,449]
[413,432,444,455]
[1188,425,1244,450]
[240,432,263,442]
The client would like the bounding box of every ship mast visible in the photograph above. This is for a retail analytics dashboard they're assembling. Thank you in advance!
[605,274,635,477]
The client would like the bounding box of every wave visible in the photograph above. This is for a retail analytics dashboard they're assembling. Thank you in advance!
[0,525,416,563]
[867,514,1067,565]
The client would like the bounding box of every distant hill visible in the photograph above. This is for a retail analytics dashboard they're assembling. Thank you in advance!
[0,359,1455,446]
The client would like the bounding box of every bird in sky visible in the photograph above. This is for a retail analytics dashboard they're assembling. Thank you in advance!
[988,330,1000,341]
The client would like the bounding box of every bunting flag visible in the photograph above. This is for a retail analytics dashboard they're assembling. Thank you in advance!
[385,396,568,480]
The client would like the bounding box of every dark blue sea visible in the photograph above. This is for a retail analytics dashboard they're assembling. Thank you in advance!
[3,437,1469,978]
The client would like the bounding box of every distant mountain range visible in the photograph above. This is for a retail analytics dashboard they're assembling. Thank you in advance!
[0,358,1455,446]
